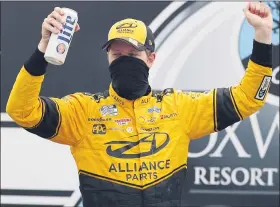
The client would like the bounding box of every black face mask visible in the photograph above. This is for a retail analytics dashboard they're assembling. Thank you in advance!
[109,56,150,100]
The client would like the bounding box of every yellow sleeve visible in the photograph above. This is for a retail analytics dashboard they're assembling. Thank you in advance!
[176,89,216,139]
[6,66,88,146]
[176,41,272,140]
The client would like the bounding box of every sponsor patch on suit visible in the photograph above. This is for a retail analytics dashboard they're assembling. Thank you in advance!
[93,124,106,134]
[255,76,272,100]
[148,107,161,113]
[100,104,118,116]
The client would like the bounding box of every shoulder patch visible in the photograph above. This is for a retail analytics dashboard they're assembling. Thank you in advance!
[82,90,109,103]
[82,92,94,96]
[181,90,212,99]
[152,88,174,102]
[162,88,174,96]
[152,91,163,102]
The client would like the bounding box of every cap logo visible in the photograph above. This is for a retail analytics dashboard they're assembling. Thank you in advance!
[115,22,138,34]
[116,23,137,29]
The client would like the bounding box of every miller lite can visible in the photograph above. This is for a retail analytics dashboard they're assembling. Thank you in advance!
[44,8,78,65]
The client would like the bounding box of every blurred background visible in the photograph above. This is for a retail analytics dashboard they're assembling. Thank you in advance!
[1,1,279,206]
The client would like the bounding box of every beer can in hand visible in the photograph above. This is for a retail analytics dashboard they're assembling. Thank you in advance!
[44,8,78,65]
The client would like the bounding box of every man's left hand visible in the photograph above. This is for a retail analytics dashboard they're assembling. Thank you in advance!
[244,2,273,44]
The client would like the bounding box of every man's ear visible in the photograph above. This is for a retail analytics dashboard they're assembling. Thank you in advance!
[148,52,156,68]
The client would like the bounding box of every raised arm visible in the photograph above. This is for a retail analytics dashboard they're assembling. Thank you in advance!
[6,7,86,146]
[176,2,273,139]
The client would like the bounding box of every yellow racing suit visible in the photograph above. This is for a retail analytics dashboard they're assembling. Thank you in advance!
[6,40,272,207]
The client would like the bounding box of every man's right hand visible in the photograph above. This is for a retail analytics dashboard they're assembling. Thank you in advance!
[38,7,80,53]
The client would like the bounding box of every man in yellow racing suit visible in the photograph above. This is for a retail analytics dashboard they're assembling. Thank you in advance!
[6,3,273,207]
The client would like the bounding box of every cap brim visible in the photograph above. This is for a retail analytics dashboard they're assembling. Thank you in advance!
[102,38,146,51]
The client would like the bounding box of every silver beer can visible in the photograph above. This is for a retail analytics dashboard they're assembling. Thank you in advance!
[44,8,78,65]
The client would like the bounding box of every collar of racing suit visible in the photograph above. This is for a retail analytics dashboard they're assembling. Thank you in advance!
[109,83,152,108]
